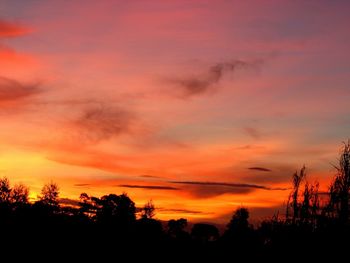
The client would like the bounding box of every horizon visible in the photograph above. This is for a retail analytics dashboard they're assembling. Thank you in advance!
[1,0,350,224]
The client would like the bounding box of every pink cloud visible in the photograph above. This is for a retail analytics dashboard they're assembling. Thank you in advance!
[0,19,29,37]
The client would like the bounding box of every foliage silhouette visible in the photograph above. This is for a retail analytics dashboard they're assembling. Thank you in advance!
[327,141,350,222]
[191,223,219,243]
[0,141,350,260]
[141,200,155,219]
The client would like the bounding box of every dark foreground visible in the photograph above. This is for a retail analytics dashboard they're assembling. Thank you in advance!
[2,212,350,260]
[1,142,350,260]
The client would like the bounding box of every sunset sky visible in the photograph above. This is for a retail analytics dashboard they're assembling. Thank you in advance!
[0,0,349,223]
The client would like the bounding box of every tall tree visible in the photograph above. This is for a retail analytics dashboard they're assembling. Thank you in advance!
[141,200,155,219]
[168,218,188,239]
[96,193,136,225]
[286,166,306,222]
[11,184,29,204]
[226,207,250,236]
[300,181,320,223]
[0,177,11,203]
[39,182,60,207]
[329,141,350,222]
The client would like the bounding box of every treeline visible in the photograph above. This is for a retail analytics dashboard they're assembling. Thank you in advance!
[0,142,350,259]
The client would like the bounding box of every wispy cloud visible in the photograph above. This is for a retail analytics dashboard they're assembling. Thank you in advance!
[73,105,135,142]
[74,183,91,187]
[118,184,180,190]
[59,198,79,206]
[168,180,287,198]
[0,19,40,109]
[248,167,272,172]
[243,126,262,139]
[169,180,287,191]
[158,208,209,215]
[139,174,163,179]
[0,19,29,38]
[166,59,264,98]
[0,76,42,105]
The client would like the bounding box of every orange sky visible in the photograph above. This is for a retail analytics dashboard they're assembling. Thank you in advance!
[0,0,350,223]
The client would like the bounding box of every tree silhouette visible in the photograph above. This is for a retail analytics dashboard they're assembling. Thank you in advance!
[328,141,350,223]
[0,141,350,259]
[94,193,136,225]
[137,200,163,241]
[141,200,155,219]
[78,192,97,218]
[300,181,319,223]
[191,223,219,242]
[115,193,136,224]
[39,182,60,207]
[225,207,251,239]
[11,184,29,204]
[167,218,189,240]
[286,166,306,222]
[0,177,11,203]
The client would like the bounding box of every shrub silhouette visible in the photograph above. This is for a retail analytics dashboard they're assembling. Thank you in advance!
[141,200,155,219]
[191,223,219,242]
[0,141,350,259]
[328,141,350,222]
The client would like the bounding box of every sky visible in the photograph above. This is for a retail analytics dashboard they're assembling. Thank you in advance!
[0,0,349,223]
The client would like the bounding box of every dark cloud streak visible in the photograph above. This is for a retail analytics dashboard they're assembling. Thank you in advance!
[167,59,264,98]
[118,184,180,190]
[74,183,91,187]
[139,175,163,179]
[248,167,272,172]
[169,180,287,191]
[158,208,209,214]
[74,105,135,142]
[59,198,79,206]
[243,126,262,139]
[0,19,28,38]
[0,76,42,103]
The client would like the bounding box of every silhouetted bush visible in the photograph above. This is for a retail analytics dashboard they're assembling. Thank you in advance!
[1,142,350,260]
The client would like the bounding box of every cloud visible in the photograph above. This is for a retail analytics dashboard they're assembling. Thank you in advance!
[158,208,208,215]
[0,19,29,38]
[73,105,135,142]
[169,180,286,191]
[59,198,79,206]
[0,76,42,105]
[248,167,272,172]
[243,164,297,184]
[243,126,262,139]
[214,205,285,224]
[166,59,263,98]
[74,183,91,187]
[167,180,287,198]
[118,184,180,190]
[235,145,267,150]
[139,174,163,179]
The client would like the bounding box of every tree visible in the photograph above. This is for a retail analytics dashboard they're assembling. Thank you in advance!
[286,166,306,222]
[300,181,319,223]
[168,218,188,239]
[191,223,219,242]
[39,182,60,207]
[11,184,29,204]
[328,141,350,222]
[137,201,162,240]
[226,207,250,235]
[223,207,256,248]
[96,193,136,225]
[141,200,155,219]
[78,192,97,218]
[0,177,11,203]
[114,193,136,224]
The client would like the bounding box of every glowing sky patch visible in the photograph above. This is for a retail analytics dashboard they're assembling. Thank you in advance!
[0,0,349,222]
